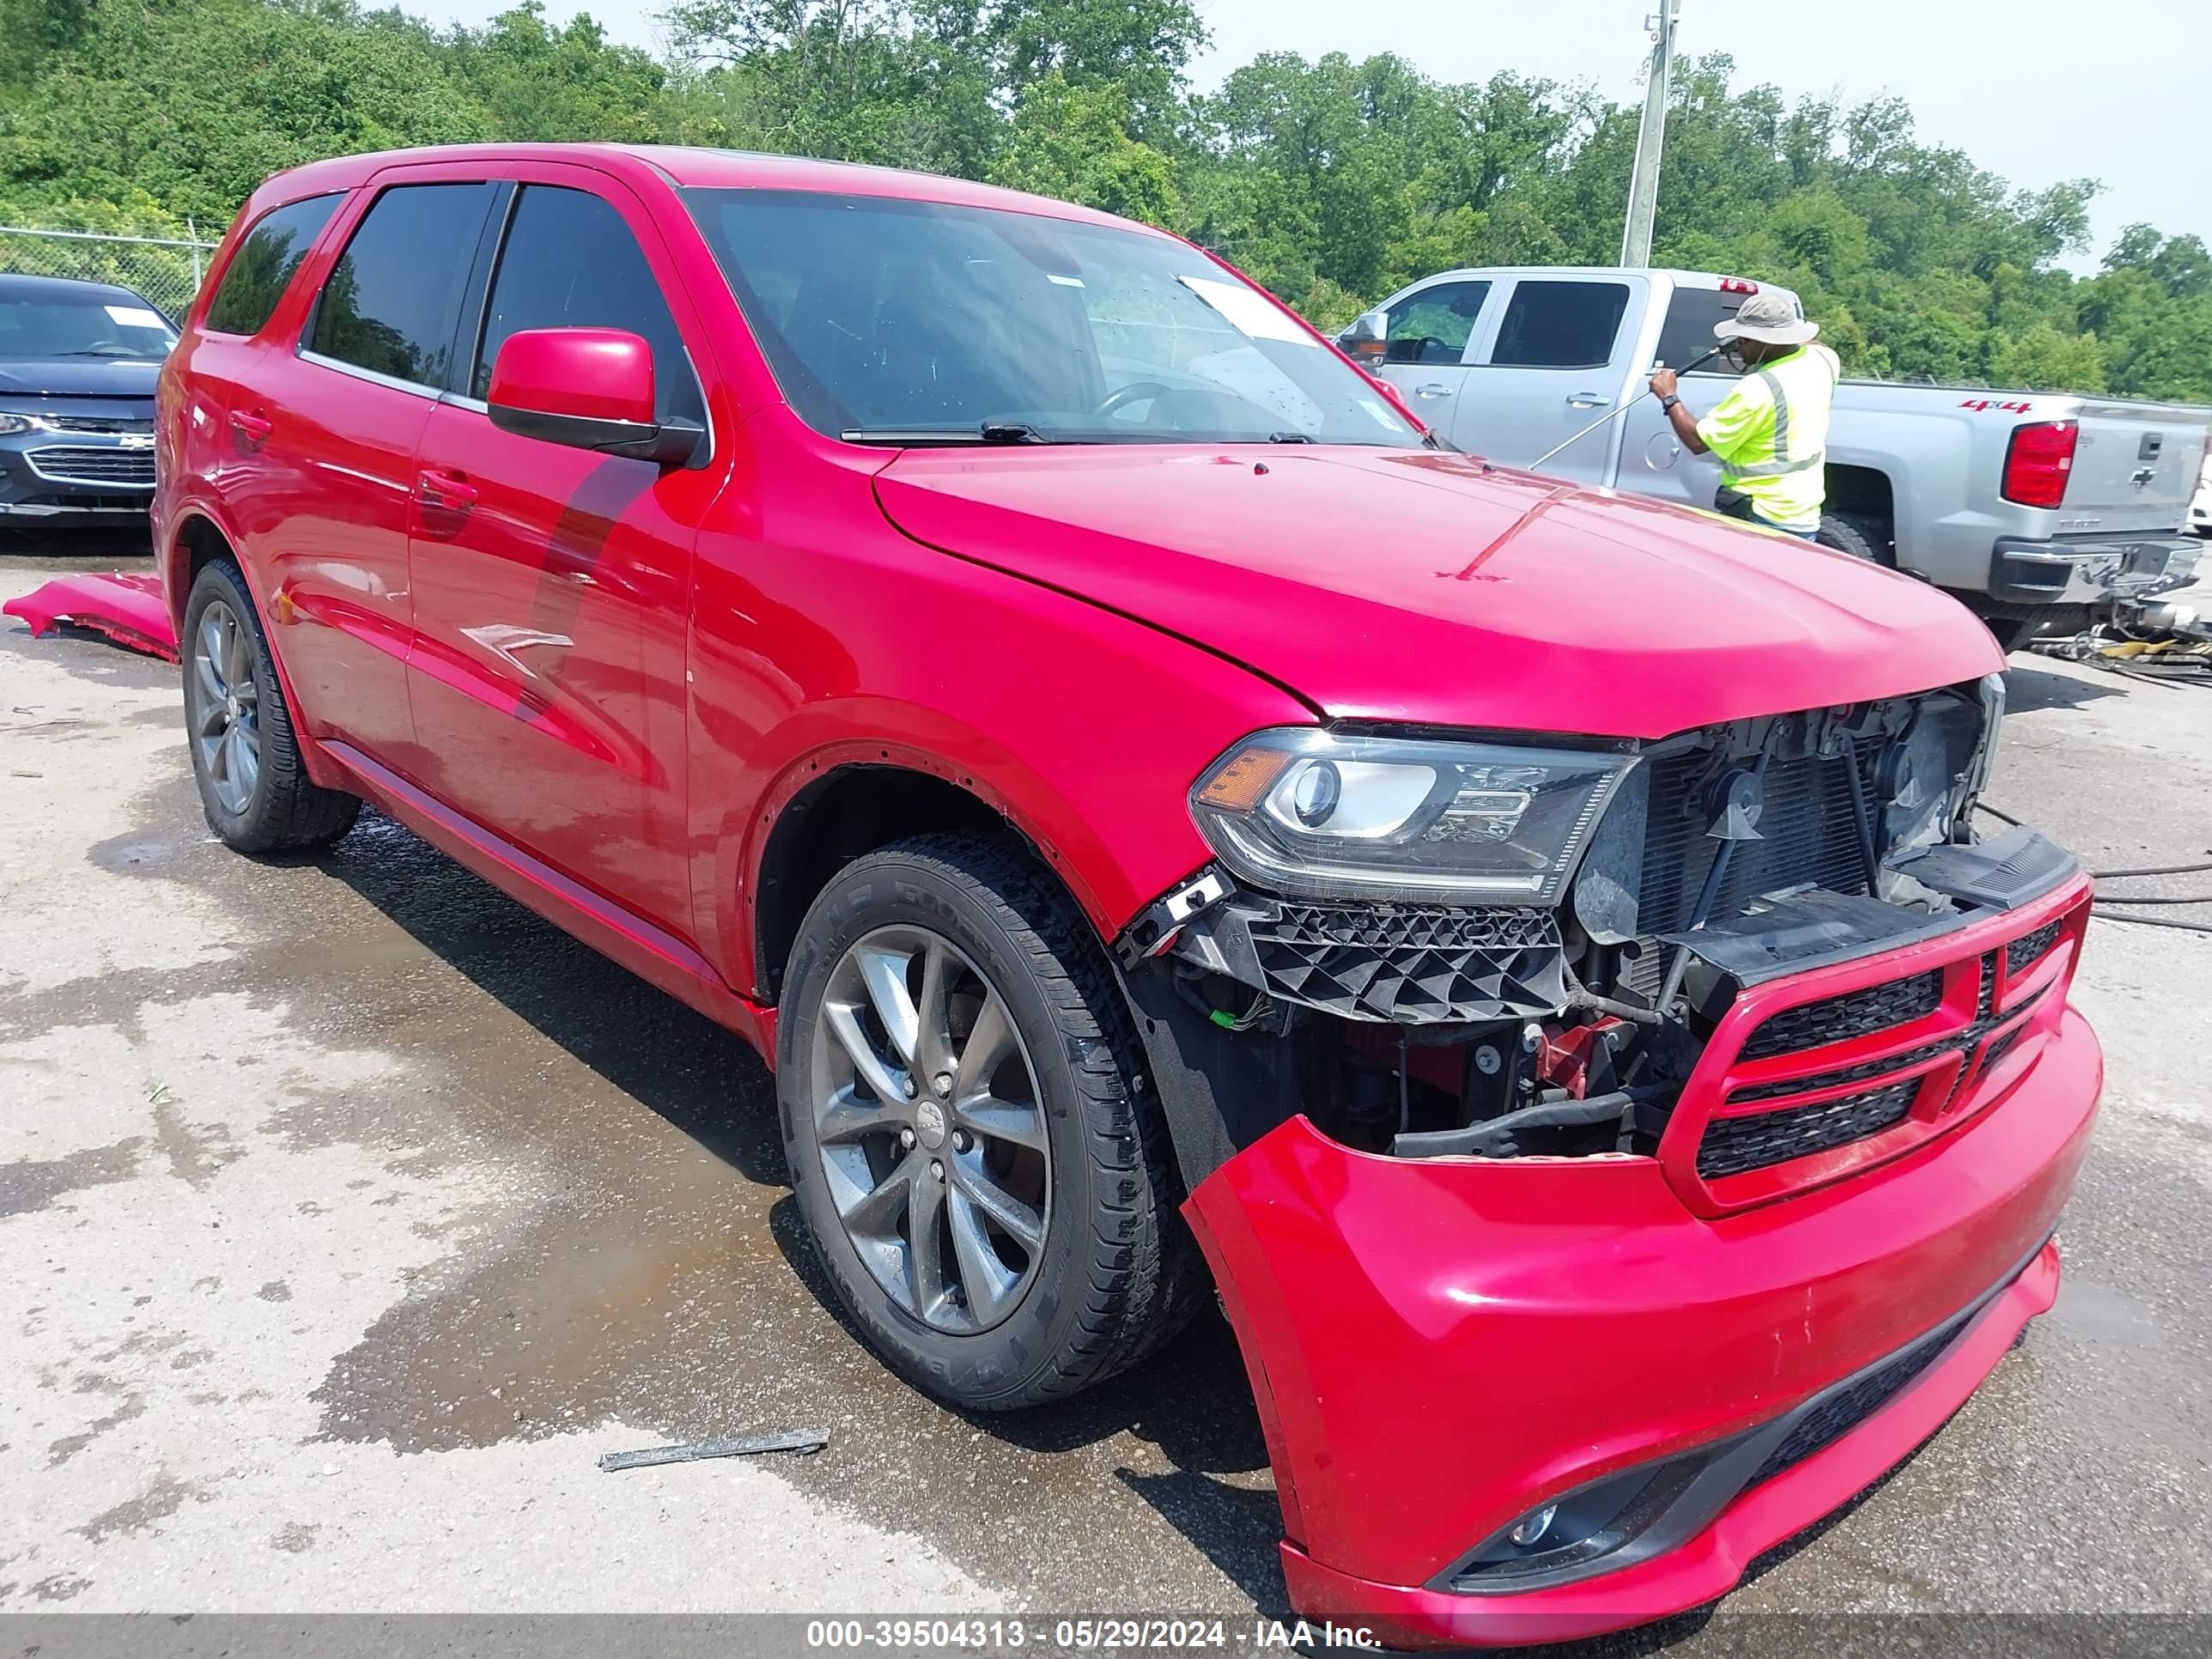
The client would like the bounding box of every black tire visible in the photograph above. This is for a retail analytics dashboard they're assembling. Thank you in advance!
[1962,598,2091,655]
[1814,510,1893,566]
[181,559,361,853]
[778,832,1205,1410]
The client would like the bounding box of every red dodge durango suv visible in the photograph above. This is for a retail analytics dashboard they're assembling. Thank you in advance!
[154,143,2100,1646]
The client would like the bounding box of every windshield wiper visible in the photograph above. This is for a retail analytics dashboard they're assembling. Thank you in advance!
[841,421,1057,446]
[1264,430,1318,444]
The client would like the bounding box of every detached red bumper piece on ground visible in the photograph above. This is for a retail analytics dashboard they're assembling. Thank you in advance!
[3,571,179,662]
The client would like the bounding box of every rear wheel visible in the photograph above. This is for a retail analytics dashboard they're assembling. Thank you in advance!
[182,561,360,853]
[1814,511,1893,566]
[778,833,1202,1409]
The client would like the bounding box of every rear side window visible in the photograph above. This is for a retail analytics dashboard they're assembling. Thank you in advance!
[1384,280,1490,365]
[471,185,705,424]
[204,193,343,337]
[307,182,496,389]
[1655,287,1751,378]
[1490,280,1632,368]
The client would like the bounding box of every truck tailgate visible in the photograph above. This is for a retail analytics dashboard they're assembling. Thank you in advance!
[2063,402,2209,531]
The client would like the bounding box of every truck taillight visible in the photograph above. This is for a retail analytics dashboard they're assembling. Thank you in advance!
[2002,420,2077,508]
[1717,277,1759,295]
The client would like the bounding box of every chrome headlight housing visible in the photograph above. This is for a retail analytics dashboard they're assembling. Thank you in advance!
[1190,729,1635,905]
[0,412,52,436]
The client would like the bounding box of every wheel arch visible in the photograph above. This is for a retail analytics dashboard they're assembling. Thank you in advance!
[744,748,1084,1007]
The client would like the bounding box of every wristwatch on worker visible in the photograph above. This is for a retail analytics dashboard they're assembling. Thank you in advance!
[1660,393,1682,413]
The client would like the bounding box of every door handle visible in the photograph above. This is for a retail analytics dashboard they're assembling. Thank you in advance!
[1565,392,1613,410]
[415,466,478,512]
[1413,382,1454,399]
[228,409,271,446]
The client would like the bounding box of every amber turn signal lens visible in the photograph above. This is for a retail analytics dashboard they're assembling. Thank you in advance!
[1194,744,1291,811]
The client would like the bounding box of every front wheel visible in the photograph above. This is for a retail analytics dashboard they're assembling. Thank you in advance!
[182,560,360,852]
[778,834,1202,1410]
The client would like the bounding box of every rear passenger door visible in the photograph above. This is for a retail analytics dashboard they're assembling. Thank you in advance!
[1462,276,1644,481]
[1613,282,1752,511]
[403,172,718,937]
[225,179,497,758]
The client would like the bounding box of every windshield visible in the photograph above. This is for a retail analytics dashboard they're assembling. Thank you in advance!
[683,188,1422,447]
[0,293,175,360]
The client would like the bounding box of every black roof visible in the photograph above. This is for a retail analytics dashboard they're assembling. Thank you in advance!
[0,271,159,306]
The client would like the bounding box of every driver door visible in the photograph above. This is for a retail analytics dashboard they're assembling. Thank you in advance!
[1370,278,1492,441]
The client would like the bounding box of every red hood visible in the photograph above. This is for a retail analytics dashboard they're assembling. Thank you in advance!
[872,446,2001,738]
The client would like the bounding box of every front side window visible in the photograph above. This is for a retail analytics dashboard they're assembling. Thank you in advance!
[683,188,1424,447]
[204,193,343,337]
[307,182,496,389]
[1384,281,1490,365]
[0,287,175,361]
[1490,280,1632,369]
[471,185,704,424]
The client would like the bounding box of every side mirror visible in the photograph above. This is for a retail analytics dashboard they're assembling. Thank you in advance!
[486,327,702,466]
[1336,310,1388,366]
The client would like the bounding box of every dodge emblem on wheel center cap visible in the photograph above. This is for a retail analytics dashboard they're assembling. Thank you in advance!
[915,1099,947,1146]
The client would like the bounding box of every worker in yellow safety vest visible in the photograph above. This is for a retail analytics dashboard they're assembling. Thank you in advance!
[1649,291,1840,540]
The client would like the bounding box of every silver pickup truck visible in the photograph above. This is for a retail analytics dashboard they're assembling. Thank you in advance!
[1340,265,2208,648]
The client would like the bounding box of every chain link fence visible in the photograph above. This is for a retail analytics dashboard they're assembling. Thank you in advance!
[0,224,219,322]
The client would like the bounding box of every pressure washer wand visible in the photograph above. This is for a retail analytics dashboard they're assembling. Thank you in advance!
[1527,344,1726,473]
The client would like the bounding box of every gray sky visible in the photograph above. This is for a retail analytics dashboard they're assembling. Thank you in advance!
[418,0,2211,270]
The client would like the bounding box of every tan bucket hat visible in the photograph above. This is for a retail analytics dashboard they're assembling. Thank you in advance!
[1717,291,1819,347]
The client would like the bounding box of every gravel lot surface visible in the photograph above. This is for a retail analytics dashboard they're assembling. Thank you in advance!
[3,547,2207,1646]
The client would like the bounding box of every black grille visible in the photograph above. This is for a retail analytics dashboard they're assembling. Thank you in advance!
[2006,920,2063,976]
[1729,1040,1948,1105]
[1246,901,1562,1023]
[1698,1077,1919,1179]
[25,446,155,486]
[1626,747,1872,994]
[1747,1309,1972,1487]
[1740,969,1942,1060]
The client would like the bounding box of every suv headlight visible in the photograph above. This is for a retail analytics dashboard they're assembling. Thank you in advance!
[1190,729,1635,905]
[0,413,52,435]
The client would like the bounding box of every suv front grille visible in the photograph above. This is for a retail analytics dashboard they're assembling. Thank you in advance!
[1739,969,1943,1060]
[1698,1077,1920,1179]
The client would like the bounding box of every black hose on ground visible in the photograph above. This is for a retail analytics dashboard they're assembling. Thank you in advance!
[2092,911,2212,936]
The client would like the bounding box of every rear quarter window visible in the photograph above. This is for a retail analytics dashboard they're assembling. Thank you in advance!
[204,194,343,338]
[1655,287,1751,379]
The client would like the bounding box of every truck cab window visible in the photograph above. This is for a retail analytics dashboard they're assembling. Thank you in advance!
[1491,280,1631,369]
[1384,281,1490,364]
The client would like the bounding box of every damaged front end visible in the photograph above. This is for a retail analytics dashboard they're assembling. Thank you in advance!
[1117,675,2101,1644]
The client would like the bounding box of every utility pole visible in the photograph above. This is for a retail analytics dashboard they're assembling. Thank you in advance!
[1620,0,1680,269]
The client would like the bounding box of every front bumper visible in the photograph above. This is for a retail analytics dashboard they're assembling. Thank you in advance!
[1183,894,2100,1648]
[1989,532,2200,605]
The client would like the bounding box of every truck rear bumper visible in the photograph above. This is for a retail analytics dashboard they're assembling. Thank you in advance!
[1989,532,2200,605]
[1182,1002,2101,1649]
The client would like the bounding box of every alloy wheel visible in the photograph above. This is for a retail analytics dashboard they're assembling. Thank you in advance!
[811,925,1052,1334]
[189,599,261,816]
